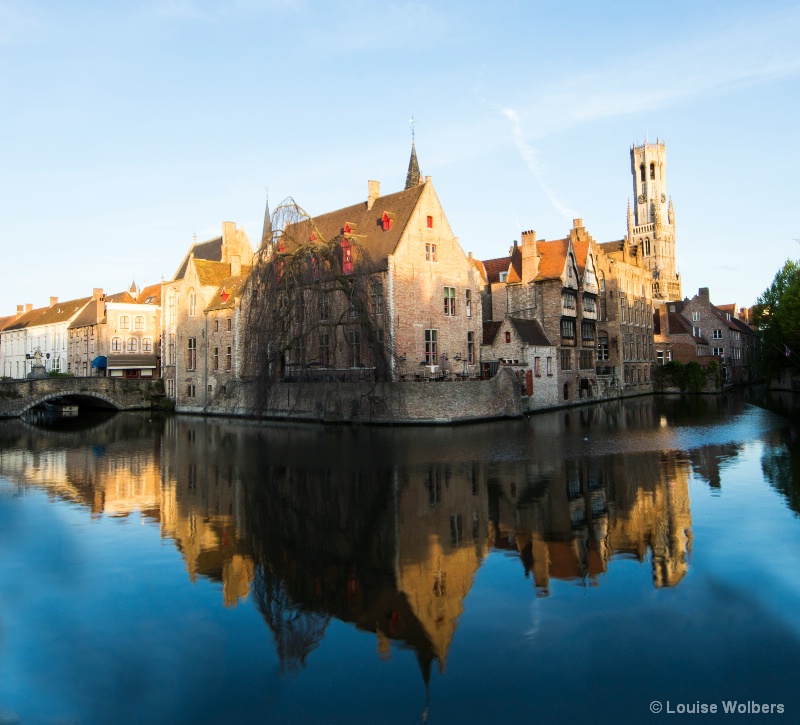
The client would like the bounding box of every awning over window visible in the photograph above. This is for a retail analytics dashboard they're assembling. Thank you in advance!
[106,355,158,370]
[91,356,107,368]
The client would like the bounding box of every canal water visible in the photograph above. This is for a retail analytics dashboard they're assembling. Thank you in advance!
[1,391,800,723]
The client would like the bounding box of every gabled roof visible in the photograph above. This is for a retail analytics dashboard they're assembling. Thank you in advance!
[28,297,91,327]
[173,236,224,280]
[482,256,511,284]
[0,315,18,333]
[69,301,103,329]
[106,291,137,303]
[535,239,570,281]
[282,184,426,270]
[205,270,252,311]
[482,321,503,345]
[195,259,235,287]
[2,305,49,332]
[667,311,708,344]
[509,318,552,347]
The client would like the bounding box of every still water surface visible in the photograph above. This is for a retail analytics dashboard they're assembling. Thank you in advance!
[2,392,800,723]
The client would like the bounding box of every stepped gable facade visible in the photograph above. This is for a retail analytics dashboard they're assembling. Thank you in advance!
[162,222,254,406]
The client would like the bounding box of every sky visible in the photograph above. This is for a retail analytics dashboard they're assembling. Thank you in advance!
[2,0,799,314]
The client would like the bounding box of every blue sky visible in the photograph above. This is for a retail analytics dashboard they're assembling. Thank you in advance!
[2,0,799,314]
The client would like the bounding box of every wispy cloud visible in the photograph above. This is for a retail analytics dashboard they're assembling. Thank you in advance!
[518,7,800,140]
[502,107,576,221]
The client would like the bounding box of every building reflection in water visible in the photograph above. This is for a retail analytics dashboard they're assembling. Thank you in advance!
[0,397,734,688]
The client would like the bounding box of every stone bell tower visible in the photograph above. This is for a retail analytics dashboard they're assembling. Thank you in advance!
[627,140,681,301]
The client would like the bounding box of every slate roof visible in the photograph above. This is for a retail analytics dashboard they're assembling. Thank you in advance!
[667,310,708,344]
[509,318,552,346]
[173,236,224,280]
[282,184,426,270]
[205,270,252,311]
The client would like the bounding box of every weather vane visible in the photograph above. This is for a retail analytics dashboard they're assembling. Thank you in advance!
[409,115,415,141]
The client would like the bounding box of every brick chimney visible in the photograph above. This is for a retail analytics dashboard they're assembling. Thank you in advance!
[25,304,32,313]
[16,304,24,316]
[93,288,103,300]
[231,255,241,277]
[367,180,380,210]
[49,296,58,307]
[521,229,538,284]
[698,287,710,301]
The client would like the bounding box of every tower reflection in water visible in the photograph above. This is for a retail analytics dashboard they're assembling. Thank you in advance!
[0,400,719,686]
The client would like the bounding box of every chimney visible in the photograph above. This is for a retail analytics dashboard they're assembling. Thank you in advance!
[93,288,103,300]
[367,180,380,210]
[231,255,241,277]
[698,287,710,301]
[16,304,23,316]
[25,304,32,313]
[521,229,538,284]
[573,218,583,229]
[49,296,58,307]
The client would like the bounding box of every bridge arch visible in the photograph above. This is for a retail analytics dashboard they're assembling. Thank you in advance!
[19,390,121,415]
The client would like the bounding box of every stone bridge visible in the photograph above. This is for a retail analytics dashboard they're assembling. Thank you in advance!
[0,377,164,418]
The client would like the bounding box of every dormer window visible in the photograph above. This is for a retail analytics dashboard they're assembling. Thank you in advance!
[499,271,508,282]
[381,212,394,231]
[220,288,229,303]
[426,215,433,228]
[343,223,355,234]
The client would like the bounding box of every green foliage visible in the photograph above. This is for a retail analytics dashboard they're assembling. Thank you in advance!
[655,360,719,393]
[46,370,74,378]
[753,259,800,375]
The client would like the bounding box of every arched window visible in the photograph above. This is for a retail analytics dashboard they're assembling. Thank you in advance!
[640,164,645,182]
[119,315,130,329]
[188,290,196,317]
[112,337,122,352]
[649,163,655,180]
[142,338,152,352]
[134,316,144,331]
[127,338,138,352]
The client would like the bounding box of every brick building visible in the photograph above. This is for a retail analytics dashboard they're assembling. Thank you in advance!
[67,285,161,378]
[162,222,254,407]
[659,288,758,384]
[269,152,484,384]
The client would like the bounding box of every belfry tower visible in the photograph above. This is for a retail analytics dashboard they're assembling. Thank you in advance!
[627,140,681,301]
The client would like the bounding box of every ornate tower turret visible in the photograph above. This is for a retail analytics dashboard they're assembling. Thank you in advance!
[629,140,681,300]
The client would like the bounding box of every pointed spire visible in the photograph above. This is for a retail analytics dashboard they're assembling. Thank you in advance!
[129,279,138,295]
[405,140,421,190]
[261,191,272,249]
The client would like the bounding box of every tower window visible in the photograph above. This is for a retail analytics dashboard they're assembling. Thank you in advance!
[650,163,655,180]
[640,164,645,182]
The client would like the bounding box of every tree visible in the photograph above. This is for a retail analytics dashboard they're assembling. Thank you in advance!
[241,199,396,415]
[752,259,800,375]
